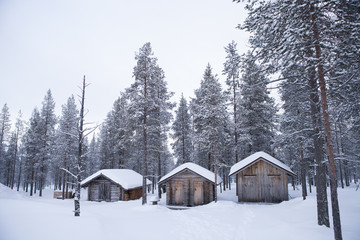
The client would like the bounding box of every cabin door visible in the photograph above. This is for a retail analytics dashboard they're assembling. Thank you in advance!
[194,182,204,205]
[243,175,258,201]
[174,182,184,205]
[99,182,111,202]
[267,175,281,202]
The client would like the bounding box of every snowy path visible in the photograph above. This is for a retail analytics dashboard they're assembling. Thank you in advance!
[0,184,359,240]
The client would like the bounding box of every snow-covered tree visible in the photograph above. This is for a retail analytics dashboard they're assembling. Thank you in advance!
[5,111,24,189]
[0,103,11,184]
[223,41,241,163]
[23,108,42,196]
[171,94,193,165]
[192,64,229,201]
[38,90,57,197]
[127,42,174,204]
[238,52,277,156]
[236,0,360,237]
[53,95,78,199]
[278,64,314,200]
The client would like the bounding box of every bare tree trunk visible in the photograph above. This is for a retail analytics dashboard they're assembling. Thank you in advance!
[214,139,217,203]
[338,124,350,187]
[142,75,148,205]
[10,132,19,189]
[158,150,162,199]
[335,123,344,189]
[16,158,22,192]
[308,170,312,193]
[74,75,87,217]
[310,4,342,239]
[232,76,239,163]
[300,140,307,200]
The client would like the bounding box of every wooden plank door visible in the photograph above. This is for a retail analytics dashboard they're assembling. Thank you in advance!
[243,175,258,202]
[98,183,105,201]
[98,183,111,202]
[194,182,204,205]
[268,175,281,202]
[174,182,184,205]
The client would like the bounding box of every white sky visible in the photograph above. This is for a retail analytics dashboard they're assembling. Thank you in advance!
[0,0,250,126]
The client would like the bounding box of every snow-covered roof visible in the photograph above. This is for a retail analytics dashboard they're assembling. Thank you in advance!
[158,162,223,184]
[229,151,295,176]
[81,169,152,190]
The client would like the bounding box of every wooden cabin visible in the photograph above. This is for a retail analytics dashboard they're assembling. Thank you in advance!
[229,151,295,203]
[81,169,151,202]
[158,162,222,207]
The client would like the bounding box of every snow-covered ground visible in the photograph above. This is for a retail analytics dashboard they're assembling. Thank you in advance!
[0,183,359,240]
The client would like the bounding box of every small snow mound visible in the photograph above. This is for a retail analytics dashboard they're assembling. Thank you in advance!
[0,183,22,199]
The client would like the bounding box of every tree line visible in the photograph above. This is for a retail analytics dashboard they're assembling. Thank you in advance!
[0,0,359,236]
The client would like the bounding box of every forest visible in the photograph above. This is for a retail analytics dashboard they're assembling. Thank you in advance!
[0,1,359,240]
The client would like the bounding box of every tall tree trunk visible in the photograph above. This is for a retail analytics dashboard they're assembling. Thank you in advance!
[233,76,239,163]
[308,62,330,227]
[142,75,148,205]
[158,150,162,199]
[16,159,22,192]
[74,76,87,217]
[338,124,350,187]
[213,139,217,203]
[10,133,18,189]
[335,122,344,189]
[310,4,342,240]
[300,140,307,200]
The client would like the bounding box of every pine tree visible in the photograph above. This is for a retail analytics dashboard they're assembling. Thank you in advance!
[86,134,100,176]
[192,64,228,202]
[278,64,314,200]
[6,111,24,189]
[171,94,192,165]
[223,41,241,163]
[54,95,78,199]
[23,108,42,196]
[0,103,11,184]
[38,90,57,197]
[236,1,359,237]
[127,42,173,204]
[238,52,276,155]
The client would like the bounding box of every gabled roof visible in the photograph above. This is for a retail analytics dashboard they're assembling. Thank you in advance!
[229,151,296,177]
[158,162,223,184]
[81,169,152,190]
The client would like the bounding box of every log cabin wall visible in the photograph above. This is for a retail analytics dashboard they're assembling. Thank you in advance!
[164,169,215,206]
[126,187,143,201]
[87,176,121,202]
[236,159,289,203]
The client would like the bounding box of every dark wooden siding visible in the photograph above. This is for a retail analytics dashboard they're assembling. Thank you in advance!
[86,176,143,202]
[236,159,289,203]
[163,169,215,206]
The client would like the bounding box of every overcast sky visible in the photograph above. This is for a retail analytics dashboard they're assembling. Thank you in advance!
[0,0,250,126]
